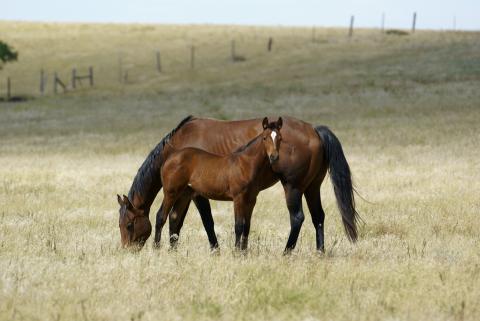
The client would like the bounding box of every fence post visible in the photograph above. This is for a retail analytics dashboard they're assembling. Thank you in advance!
[267,37,273,52]
[118,53,123,83]
[54,73,58,94]
[381,13,385,33]
[89,67,94,86]
[349,15,355,37]
[231,40,236,61]
[7,77,11,100]
[72,68,77,89]
[190,46,195,69]
[156,51,162,72]
[40,69,45,95]
[412,12,417,33]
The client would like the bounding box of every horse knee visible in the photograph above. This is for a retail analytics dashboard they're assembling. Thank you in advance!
[292,211,305,228]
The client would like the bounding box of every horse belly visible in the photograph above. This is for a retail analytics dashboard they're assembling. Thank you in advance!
[189,171,232,201]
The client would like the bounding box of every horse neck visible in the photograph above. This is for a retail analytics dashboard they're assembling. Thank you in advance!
[131,181,161,216]
[128,157,163,216]
[234,136,268,172]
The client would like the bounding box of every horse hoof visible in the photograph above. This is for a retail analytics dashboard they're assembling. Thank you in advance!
[169,234,179,243]
[210,247,220,255]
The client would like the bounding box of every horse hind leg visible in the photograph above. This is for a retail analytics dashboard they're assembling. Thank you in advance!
[283,185,305,254]
[193,195,219,250]
[305,182,326,253]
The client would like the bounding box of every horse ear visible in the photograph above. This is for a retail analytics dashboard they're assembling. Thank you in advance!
[123,194,144,216]
[123,195,132,209]
[277,117,283,129]
[262,117,269,130]
[117,194,123,206]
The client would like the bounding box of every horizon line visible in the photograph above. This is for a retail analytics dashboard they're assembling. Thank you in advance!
[1,18,479,32]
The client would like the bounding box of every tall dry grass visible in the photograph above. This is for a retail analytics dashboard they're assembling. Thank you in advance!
[1,21,480,321]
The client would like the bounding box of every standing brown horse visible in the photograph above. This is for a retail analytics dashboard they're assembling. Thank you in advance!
[118,115,359,253]
[158,117,282,250]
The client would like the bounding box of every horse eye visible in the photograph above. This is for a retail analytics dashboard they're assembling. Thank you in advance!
[263,137,266,140]
[126,223,134,231]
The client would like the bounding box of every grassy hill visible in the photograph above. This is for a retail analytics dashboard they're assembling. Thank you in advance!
[1,21,480,321]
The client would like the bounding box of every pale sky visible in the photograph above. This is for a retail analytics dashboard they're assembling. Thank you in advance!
[2,0,479,30]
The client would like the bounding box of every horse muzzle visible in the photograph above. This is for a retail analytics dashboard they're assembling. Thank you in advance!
[269,154,279,164]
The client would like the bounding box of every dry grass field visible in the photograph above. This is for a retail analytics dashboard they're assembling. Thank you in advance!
[1,21,480,321]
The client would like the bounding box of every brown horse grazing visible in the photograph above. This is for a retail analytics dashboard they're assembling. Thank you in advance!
[116,194,151,248]
[118,115,359,253]
[158,117,282,250]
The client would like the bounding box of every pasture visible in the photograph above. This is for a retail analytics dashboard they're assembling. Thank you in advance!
[1,22,480,321]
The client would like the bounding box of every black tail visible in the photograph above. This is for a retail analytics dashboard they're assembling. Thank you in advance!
[315,126,359,242]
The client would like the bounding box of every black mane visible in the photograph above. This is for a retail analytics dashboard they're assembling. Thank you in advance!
[233,121,279,154]
[128,115,195,205]
[233,134,262,154]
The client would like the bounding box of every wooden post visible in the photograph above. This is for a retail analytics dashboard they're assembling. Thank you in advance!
[156,51,162,72]
[412,12,417,33]
[118,53,123,83]
[349,15,355,37]
[40,69,45,95]
[89,67,93,86]
[72,68,77,89]
[7,77,11,100]
[267,37,273,52]
[53,73,66,94]
[190,46,195,69]
[54,73,58,94]
[381,13,385,33]
[231,40,236,61]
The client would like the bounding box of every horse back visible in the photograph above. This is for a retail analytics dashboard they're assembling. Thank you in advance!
[168,116,325,191]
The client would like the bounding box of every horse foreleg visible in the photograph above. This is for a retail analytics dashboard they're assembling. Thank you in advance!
[233,194,256,251]
[168,189,194,248]
[153,203,164,248]
[283,185,305,254]
[153,193,177,248]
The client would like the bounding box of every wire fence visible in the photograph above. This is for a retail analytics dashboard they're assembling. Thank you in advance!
[0,12,464,101]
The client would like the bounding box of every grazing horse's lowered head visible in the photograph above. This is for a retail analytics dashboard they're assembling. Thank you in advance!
[116,194,151,249]
[261,117,283,164]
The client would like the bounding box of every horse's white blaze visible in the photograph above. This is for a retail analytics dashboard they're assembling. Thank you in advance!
[270,131,277,143]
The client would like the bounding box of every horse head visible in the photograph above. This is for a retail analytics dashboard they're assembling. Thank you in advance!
[262,117,283,164]
[117,194,151,249]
